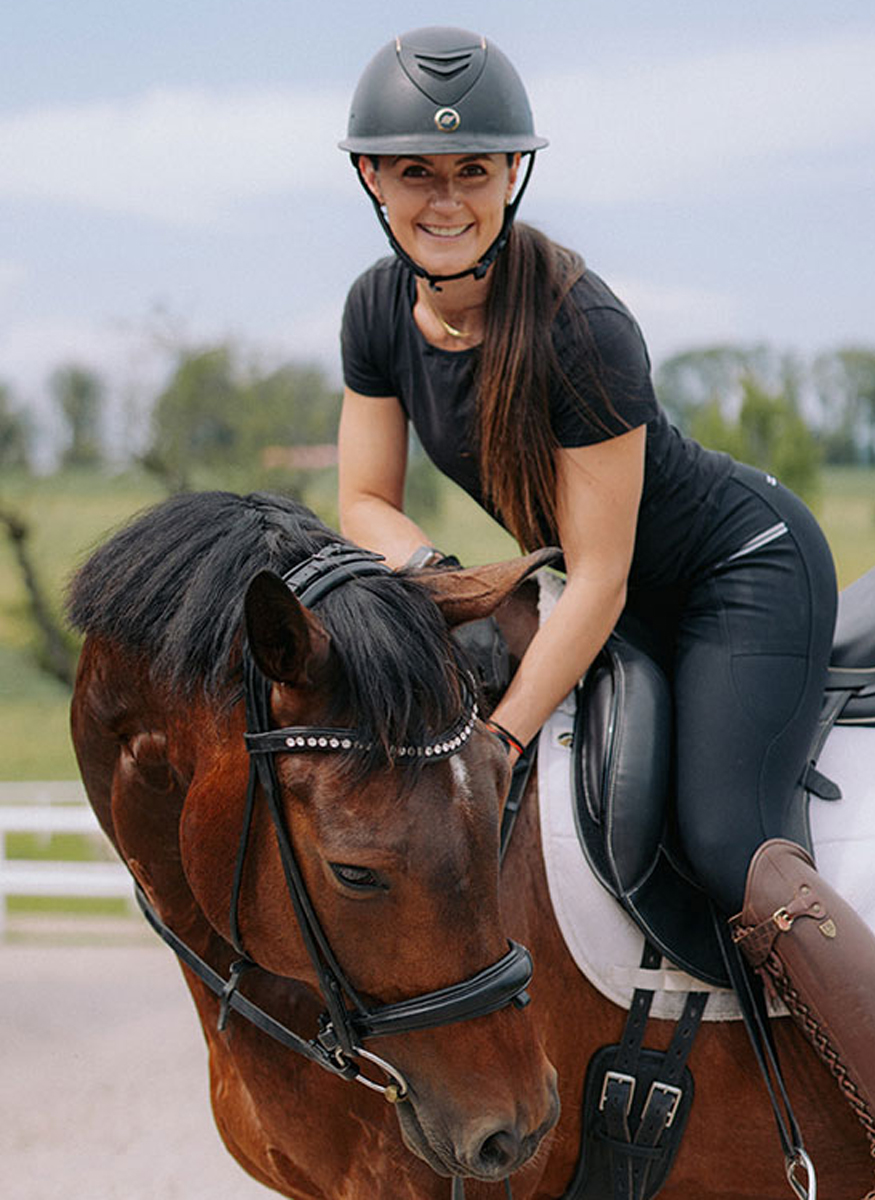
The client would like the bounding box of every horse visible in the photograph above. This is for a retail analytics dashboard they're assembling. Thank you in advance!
[67,490,874,1200]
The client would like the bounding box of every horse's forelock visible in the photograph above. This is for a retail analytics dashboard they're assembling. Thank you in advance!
[318,575,465,774]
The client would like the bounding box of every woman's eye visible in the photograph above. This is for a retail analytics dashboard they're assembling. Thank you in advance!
[330,863,385,891]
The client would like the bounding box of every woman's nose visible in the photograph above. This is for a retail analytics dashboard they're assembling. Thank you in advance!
[429,178,462,209]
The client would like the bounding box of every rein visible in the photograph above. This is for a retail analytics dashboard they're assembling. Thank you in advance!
[134,543,536,1193]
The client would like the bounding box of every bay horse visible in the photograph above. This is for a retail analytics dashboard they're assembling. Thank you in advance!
[68,490,874,1199]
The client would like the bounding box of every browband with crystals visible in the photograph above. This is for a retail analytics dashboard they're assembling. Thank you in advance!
[245,693,479,762]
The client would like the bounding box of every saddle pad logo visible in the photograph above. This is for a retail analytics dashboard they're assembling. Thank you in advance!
[434,107,461,132]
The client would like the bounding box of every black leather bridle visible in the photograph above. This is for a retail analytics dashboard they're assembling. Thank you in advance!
[136,544,533,1106]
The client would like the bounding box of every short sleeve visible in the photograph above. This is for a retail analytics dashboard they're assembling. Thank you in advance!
[550,302,659,447]
[340,270,396,397]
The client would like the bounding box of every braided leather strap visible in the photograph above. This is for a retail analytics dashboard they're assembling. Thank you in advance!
[751,942,875,1154]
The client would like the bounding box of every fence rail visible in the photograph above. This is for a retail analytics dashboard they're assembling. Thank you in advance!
[0,782,133,937]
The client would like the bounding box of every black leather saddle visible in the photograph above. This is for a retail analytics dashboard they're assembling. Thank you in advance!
[573,564,875,988]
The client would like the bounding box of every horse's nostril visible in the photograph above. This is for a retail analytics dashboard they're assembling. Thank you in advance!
[475,1127,520,1172]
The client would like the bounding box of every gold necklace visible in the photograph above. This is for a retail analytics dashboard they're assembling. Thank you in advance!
[420,287,477,341]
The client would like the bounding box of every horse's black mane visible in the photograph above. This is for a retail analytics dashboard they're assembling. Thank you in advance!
[67,491,464,764]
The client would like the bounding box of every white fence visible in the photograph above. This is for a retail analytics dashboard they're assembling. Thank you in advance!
[0,781,133,938]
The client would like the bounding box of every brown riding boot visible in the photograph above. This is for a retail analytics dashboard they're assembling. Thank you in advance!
[731,838,875,1151]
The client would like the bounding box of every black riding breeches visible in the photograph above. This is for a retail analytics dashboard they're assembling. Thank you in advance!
[626,464,838,914]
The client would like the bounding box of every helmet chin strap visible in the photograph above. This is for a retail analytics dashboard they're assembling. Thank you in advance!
[354,153,537,290]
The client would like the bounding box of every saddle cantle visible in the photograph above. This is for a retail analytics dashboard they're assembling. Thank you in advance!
[572,563,875,989]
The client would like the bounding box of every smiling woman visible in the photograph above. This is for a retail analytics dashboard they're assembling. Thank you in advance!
[334,25,875,1177]
[356,153,520,332]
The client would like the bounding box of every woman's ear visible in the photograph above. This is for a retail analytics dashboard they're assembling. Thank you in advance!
[506,152,522,202]
[358,156,384,205]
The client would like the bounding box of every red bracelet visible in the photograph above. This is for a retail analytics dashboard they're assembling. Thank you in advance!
[484,719,525,757]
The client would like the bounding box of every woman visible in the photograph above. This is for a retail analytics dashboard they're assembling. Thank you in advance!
[336,26,875,1144]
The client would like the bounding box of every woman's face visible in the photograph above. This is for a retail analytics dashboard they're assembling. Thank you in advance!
[359,152,520,279]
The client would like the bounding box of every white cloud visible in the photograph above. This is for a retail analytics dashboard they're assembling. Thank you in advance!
[531,29,875,204]
[0,86,350,225]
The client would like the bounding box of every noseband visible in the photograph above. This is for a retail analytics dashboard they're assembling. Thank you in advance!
[138,544,533,1108]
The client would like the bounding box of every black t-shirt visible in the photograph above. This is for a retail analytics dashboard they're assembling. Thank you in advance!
[341,256,734,588]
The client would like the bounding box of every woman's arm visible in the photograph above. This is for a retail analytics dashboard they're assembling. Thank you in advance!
[338,386,437,567]
[489,424,646,755]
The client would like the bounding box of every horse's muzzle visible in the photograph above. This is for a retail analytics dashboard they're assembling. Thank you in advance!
[395,1062,560,1182]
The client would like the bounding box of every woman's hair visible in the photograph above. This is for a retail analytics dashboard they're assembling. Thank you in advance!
[477,222,613,550]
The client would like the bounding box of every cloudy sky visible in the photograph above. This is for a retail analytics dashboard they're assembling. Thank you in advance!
[3,0,874,445]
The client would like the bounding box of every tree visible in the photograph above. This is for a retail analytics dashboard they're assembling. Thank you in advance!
[0,506,77,687]
[655,344,820,504]
[654,344,789,429]
[52,364,105,468]
[146,346,240,490]
[0,383,31,470]
[812,348,875,464]
[145,341,343,494]
[689,375,821,506]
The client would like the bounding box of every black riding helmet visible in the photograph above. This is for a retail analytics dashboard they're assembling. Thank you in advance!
[339,27,548,288]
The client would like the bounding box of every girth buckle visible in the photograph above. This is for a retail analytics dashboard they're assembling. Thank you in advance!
[599,1070,636,1116]
[643,1080,684,1128]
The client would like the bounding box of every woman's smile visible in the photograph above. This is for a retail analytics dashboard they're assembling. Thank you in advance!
[359,153,519,277]
[419,222,474,239]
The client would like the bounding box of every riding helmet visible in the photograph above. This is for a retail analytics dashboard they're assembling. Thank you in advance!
[339,27,548,285]
[338,26,548,157]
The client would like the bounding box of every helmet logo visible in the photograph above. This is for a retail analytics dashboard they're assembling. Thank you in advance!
[434,107,461,133]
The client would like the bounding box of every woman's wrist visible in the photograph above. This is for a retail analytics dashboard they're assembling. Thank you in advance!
[484,718,525,758]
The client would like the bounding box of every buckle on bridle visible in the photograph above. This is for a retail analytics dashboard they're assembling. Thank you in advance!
[322,1034,409,1103]
[317,1019,408,1102]
[217,958,256,1032]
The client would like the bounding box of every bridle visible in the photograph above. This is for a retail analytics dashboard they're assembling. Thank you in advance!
[136,544,534,1111]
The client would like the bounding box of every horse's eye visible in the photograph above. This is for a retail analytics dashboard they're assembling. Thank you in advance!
[329,863,385,891]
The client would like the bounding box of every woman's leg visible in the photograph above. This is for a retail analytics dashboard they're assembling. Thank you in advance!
[674,489,835,912]
[673,473,875,1147]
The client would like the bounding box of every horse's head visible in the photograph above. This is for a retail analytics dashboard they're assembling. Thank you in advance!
[180,550,559,1183]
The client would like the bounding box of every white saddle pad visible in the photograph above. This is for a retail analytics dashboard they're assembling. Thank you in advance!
[534,570,875,1023]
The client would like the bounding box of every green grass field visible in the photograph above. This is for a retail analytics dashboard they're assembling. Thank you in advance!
[1,464,873,781]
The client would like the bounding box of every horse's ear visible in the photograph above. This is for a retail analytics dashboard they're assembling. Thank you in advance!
[244,570,331,686]
[417,547,561,626]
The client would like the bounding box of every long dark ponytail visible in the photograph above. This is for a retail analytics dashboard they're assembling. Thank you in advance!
[476,223,590,549]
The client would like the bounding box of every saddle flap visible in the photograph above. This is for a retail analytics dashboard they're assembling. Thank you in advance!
[575,637,672,896]
[573,635,732,987]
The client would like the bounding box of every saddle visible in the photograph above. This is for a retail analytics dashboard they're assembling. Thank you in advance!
[574,564,875,988]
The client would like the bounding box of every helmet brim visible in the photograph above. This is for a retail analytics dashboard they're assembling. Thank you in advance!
[338,133,548,155]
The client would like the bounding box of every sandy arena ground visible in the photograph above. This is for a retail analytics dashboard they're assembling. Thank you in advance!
[3,933,275,1200]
